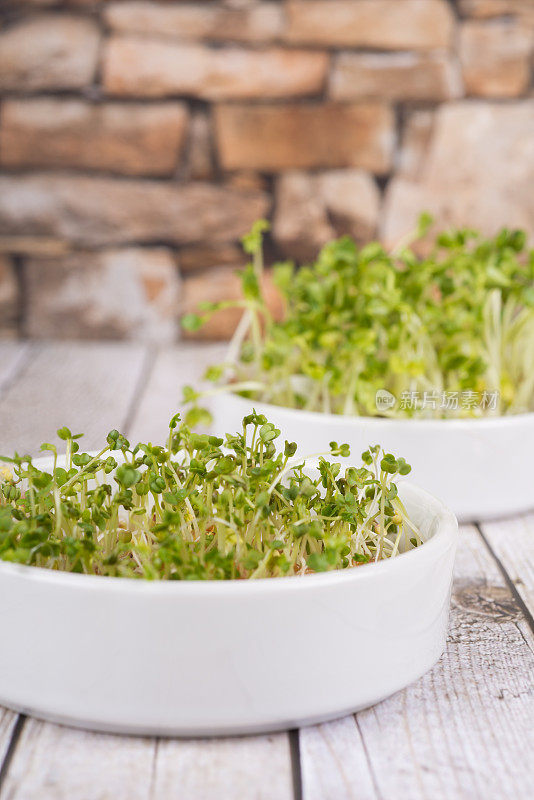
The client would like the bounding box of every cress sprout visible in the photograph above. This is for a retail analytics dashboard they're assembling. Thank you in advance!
[183,217,534,419]
[0,414,419,580]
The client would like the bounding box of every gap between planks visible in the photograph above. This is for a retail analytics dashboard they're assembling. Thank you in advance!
[0,711,22,789]
[478,516,534,629]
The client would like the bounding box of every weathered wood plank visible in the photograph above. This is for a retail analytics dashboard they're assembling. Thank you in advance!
[300,525,534,800]
[0,343,30,395]
[0,709,18,774]
[0,718,156,800]
[0,342,148,456]
[152,734,294,800]
[299,715,378,800]
[480,515,534,620]
[0,722,293,800]
[127,343,226,444]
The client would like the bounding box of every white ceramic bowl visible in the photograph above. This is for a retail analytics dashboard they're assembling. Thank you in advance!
[213,393,534,522]
[0,455,457,736]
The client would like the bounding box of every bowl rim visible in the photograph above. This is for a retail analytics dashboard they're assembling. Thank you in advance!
[0,481,457,595]
[219,390,534,429]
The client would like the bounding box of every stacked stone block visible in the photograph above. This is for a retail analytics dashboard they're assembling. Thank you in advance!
[0,0,533,340]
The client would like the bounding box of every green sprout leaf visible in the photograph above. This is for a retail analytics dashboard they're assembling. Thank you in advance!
[0,412,418,580]
[181,218,534,422]
[181,313,203,332]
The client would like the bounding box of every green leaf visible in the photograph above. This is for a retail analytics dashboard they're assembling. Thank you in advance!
[214,456,235,475]
[417,211,434,237]
[115,465,141,489]
[181,313,203,332]
[241,219,270,255]
[307,553,330,572]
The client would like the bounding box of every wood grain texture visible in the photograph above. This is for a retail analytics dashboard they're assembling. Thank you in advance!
[300,525,534,800]
[299,714,378,800]
[127,342,226,444]
[0,720,293,800]
[0,709,18,773]
[0,718,156,800]
[480,515,534,620]
[152,734,293,800]
[0,343,30,395]
[0,342,147,456]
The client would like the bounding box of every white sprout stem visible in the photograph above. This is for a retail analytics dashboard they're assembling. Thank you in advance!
[225,309,252,366]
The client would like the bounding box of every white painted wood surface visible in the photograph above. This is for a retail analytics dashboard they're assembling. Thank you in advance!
[0,720,293,800]
[0,343,30,395]
[0,719,156,800]
[0,710,18,773]
[0,343,532,800]
[300,525,534,800]
[299,715,379,800]
[127,342,225,444]
[480,515,534,617]
[0,342,147,455]
[151,735,293,800]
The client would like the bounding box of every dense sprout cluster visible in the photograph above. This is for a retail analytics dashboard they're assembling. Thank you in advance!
[0,414,418,580]
[183,218,534,419]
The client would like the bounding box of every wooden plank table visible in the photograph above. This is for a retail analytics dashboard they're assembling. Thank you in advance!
[0,341,532,800]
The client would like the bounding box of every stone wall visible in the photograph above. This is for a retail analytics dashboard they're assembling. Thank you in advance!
[0,0,533,341]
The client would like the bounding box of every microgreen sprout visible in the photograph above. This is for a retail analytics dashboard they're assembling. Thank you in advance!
[183,217,534,419]
[0,415,419,580]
